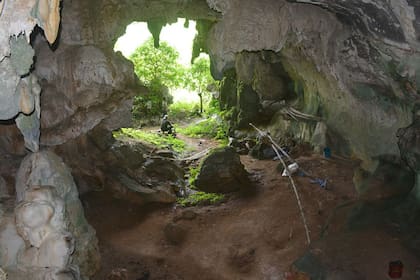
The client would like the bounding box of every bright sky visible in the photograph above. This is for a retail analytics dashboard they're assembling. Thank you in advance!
[114,18,197,66]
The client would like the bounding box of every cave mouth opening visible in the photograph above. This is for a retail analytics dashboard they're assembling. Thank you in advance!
[114,18,219,128]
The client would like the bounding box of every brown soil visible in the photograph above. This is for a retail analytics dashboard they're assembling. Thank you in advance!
[83,133,420,280]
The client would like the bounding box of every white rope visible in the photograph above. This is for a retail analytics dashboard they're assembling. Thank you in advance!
[250,123,311,244]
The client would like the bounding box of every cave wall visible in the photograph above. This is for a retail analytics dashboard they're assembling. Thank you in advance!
[0,0,419,278]
[207,0,419,171]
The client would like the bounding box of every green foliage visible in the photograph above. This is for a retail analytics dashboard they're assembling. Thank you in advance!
[129,38,185,118]
[184,56,217,113]
[114,128,186,153]
[132,81,173,119]
[177,191,225,207]
[188,166,200,187]
[130,38,185,88]
[178,115,228,141]
[168,101,201,120]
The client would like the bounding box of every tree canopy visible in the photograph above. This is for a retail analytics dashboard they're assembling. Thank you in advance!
[129,38,185,118]
[128,39,217,118]
[184,56,215,113]
[129,38,185,90]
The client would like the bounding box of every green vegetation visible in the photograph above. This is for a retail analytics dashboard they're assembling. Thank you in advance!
[188,166,200,187]
[177,191,225,207]
[113,128,186,153]
[178,115,228,141]
[130,38,185,89]
[129,38,185,118]
[184,56,217,114]
[168,101,200,120]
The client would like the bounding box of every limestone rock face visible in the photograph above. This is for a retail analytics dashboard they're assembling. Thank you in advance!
[209,0,419,171]
[35,42,140,146]
[11,151,100,279]
[397,105,420,200]
[195,147,253,193]
[0,0,61,152]
[52,133,185,204]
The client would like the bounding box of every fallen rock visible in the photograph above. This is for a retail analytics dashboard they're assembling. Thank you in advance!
[195,147,253,193]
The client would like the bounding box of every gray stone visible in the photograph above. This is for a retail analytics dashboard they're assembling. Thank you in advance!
[397,104,420,201]
[14,151,100,279]
[311,122,328,154]
[0,176,8,198]
[195,147,253,193]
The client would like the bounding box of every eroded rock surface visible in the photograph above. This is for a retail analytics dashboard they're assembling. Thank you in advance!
[0,0,61,152]
[208,0,418,171]
[0,151,100,280]
[398,104,420,201]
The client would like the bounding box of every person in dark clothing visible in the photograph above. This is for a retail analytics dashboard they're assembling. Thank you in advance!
[160,114,175,135]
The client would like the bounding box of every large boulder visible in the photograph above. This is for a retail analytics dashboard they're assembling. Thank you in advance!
[195,147,253,193]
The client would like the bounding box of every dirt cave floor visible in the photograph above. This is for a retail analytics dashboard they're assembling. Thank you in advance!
[82,134,420,280]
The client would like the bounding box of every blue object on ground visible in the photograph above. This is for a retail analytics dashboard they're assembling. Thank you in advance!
[323,147,331,158]
[310,178,327,188]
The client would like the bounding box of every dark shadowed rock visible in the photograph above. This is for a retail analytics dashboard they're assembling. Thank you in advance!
[195,147,253,193]
[353,161,415,202]
[397,104,420,202]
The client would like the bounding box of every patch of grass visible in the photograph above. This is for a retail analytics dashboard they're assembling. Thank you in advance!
[188,166,200,187]
[177,191,225,207]
[113,128,186,153]
[178,115,228,141]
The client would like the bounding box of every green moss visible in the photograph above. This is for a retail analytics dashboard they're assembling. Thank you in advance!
[188,166,200,187]
[113,128,186,153]
[177,191,225,207]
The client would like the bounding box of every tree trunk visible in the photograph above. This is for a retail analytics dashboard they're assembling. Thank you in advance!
[198,92,203,114]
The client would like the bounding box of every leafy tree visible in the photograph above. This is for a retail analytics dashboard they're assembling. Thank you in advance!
[184,56,215,114]
[129,38,185,117]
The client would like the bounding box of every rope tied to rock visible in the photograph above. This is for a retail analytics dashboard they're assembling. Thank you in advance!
[250,123,311,245]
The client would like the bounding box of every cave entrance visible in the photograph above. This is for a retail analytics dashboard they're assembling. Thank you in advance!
[113,18,225,150]
[114,18,218,122]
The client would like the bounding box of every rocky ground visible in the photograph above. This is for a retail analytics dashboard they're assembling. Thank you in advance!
[82,131,420,280]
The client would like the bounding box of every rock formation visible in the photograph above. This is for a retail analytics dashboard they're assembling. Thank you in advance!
[0,151,99,279]
[195,147,253,193]
[0,0,419,278]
